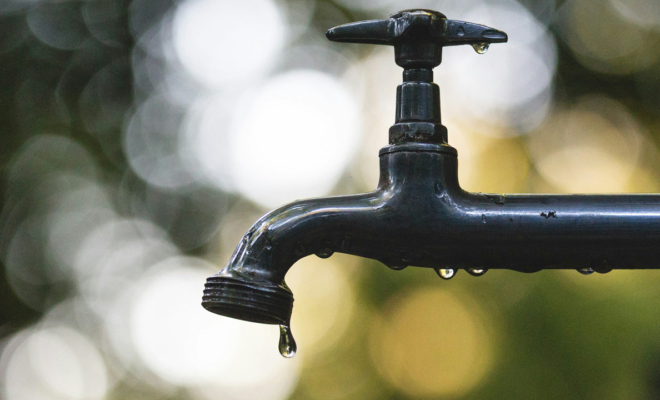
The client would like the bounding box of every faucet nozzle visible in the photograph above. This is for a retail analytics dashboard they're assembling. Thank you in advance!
[202,273,293,326]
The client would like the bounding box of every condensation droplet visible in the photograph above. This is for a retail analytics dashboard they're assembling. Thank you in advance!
[387,263,407,271]
[457,26,465,37]
[434,268,455,280]
[472,42,489,54]
[481,214,487,223]
[467,268,487,277]
[279,325,297,358]
[315,247,334,259]
[578,268,594,275]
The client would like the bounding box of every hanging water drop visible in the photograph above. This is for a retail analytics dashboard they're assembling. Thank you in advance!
[472,42,489,54]
[315,247,334,259]
[578,268,594,275]
[434,268,455,280]
[279,325,297,358]
[467,268,487,276]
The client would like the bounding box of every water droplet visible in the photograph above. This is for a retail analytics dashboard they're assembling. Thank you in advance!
[467,268,487,277]
[457,26,465,37]
[481,214,487,223]
[387,263,407,271]
[472,42,489,54]
[578,268,594,275]
[315,247,334,259]
[400,251,413,263]
[434,268,455,280]
[279,325,297,358]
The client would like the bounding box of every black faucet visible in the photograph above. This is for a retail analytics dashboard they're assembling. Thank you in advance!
[202,9,660,357]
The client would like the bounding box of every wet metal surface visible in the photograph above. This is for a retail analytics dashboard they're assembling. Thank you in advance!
[202,10,660,346]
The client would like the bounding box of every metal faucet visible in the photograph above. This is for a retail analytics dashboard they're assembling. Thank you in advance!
[202,9,660,357]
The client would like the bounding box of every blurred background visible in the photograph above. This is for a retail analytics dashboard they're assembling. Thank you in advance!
[2,0,660,399]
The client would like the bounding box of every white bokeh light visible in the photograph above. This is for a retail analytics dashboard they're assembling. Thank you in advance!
[130,259,300,399]
[356,0,556,145]
[229,69,361,208]
[73,218,178,315]
[1,327,108,400]
[172,0,286,88]
[609,0,660,30]
[181,91,237,190]
[438,0,557,132]
[124,95,197,189]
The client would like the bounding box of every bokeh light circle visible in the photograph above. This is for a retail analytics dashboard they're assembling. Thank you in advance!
[1,326,108,400]
[609,0,660,30]
[129,258,300,399]
[369,288,495,397]
[229,69,361,208]
[562,0,659,75]
[527,96,645,193]
[439,0,557,132]
[27,2,89,50]
[286,257,356,355]
[172,0,286,87]
[124,95,196,189]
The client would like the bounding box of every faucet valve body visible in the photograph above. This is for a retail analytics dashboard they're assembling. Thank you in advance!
[326,9,507,146]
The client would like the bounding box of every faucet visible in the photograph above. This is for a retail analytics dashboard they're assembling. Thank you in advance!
[202,9,660,357]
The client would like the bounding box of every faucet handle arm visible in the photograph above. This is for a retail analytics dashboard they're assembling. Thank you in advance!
[443,19,508,46]
[324,19,392,45]
[326,9,508,69]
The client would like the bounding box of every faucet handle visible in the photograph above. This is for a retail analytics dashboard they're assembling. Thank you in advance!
[326,9,507,69]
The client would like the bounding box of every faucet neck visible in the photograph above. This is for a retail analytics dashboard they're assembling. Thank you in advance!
[390,69,448,145]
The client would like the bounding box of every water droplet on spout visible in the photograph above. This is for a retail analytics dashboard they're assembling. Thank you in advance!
[578,268,594,275]
[279,325,297,358]
[434,268,455,280]
[315,248,334,259]
[467,268,487,277]
[457,26,465,36]
[472,43,489,54]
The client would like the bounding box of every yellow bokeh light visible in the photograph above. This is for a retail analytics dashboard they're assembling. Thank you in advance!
[369,287,496,398]
[563,0,659,74]
[528,96,647,193]
[458,134,530,194]
[286,255,357,357]
[560,268,660,298]
[296,306,388,400]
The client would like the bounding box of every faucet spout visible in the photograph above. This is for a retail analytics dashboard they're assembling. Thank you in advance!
[204,142,660,328]
[202,143,456,325]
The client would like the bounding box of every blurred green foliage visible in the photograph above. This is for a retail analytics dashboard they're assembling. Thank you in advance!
[2,1,660,399]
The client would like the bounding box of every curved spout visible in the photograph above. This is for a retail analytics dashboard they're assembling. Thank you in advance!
[202,188,389,326]
[203,142,660,327]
